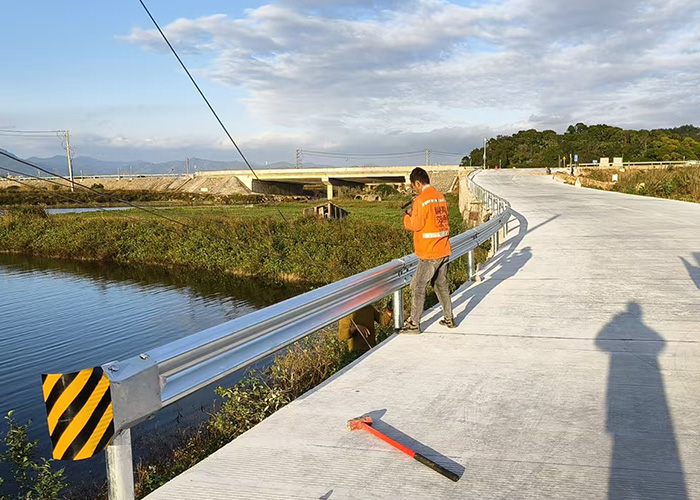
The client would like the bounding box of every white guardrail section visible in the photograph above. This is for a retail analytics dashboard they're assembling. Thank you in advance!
[4,173,187,181]
[102,169,511,500]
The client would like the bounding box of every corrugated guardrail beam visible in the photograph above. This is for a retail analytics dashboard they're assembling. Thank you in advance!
[94,168,511,500]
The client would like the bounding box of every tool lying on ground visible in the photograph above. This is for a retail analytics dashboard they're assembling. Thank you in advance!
[347,416,460,482]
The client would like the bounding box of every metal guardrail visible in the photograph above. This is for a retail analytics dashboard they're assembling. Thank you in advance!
[3,173,187,182]
[100,169,511,499]
[577,160,698,168]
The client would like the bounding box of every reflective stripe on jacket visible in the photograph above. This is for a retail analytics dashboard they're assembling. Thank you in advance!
[403,185,452,260]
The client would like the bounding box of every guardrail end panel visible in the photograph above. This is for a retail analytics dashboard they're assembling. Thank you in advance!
[103,354,161,435]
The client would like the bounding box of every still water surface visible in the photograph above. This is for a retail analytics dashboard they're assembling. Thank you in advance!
[0,253,304,483]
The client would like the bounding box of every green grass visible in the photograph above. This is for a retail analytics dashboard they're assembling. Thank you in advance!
[583,166,700,202]
[0,196,465,286]
[2,193,489,500]
[0,187,263,207]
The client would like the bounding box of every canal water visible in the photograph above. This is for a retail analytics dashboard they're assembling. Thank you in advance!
[0,253,306,486]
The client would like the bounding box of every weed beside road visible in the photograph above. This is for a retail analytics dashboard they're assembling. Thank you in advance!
[583,166,700,202]
[1,193,487,500]
[0,196,466,285]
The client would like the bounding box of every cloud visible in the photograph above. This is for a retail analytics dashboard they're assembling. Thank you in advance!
[116,0,700,158]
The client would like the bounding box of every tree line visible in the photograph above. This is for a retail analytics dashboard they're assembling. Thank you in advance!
[463,123,700,168]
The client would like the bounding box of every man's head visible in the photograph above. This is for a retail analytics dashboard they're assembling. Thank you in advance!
[409,168,430,194]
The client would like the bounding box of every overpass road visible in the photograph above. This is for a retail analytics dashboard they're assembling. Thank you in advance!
[145,170,700,499]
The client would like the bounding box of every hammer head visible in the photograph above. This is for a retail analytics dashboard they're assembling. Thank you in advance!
[347,416,372,431]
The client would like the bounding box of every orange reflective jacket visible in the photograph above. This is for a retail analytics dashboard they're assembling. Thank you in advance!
[403,185,452,260]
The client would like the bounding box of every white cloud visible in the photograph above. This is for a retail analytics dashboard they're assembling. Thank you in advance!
[116,0,700,160]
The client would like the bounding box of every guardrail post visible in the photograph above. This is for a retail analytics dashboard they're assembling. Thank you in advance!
[468,250,475,280]
[106,429,135,500]
[393,289,404,330]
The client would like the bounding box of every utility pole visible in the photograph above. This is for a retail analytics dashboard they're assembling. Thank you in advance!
[186,157,190,175]
[425,149,431,167]
[295,149,302,169]
[64,130,75,192]
[483,137,487,169]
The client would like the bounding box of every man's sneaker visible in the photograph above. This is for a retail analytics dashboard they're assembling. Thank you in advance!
[399,319,420,335]
[439,317,457,328]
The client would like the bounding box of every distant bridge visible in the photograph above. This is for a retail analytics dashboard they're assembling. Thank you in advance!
[196,165,462,199]
[4,165,462,200]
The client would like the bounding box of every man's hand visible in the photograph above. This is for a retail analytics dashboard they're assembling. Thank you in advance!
[405,208,412,216]
[357,325,371,338]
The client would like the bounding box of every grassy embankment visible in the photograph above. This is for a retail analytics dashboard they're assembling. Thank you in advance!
[0,185,264,208]
[0,198,468,284]
[582,166,700,202]
[0,193,489,499]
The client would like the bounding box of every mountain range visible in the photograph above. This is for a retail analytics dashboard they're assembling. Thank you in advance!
[0,149,307,177]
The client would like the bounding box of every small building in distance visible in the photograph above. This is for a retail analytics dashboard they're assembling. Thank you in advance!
[303,202,349,220]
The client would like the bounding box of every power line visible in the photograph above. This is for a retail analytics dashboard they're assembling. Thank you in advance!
[0,163,352,253]
[431,150,468,156]
[302,149,425,158]
[0,129,63,135]
[137,0,262,183]
[0,150,192,229]
[0,172,132,215]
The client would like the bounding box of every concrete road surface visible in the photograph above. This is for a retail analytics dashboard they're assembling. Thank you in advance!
[145,171,700,500]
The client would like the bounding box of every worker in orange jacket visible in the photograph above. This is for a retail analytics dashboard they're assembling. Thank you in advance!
[400,167,456,334]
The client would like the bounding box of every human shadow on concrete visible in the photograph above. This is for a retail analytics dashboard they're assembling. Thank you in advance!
[595,302,688,500]
[356,409,465,480]
[680,253,700,293]
[436,210,536,325]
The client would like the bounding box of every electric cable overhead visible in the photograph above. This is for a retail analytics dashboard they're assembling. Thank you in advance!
[0,150,192,229]
[301,149,426,158]
[136,0,261,184]
[0,172,133,215]
[0,129,63,135]
[431,150,468,157]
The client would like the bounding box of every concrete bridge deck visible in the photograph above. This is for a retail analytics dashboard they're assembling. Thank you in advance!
[145,170,700,499]
[197,165,460,198]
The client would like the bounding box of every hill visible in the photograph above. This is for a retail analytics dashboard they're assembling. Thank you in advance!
[465,124,700,168]
[0,151,303,177]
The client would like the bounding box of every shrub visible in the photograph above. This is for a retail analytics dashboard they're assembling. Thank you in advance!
[133,327,369,498]
[3,205,48,218]
[0,411,67,500]
[375,183,399,198]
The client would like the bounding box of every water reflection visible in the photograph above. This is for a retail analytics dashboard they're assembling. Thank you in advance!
[595,302,688,499]
[0,253,305,483]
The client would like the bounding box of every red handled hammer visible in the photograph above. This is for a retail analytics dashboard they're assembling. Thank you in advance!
[348,416,459,482]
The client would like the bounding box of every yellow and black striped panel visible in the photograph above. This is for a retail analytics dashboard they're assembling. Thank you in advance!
[41,367,114,461]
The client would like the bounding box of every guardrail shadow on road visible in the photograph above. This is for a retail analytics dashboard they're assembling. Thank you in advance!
[595,302,688,500]
[438,210,531,325]
[442,211,563,325]
[680,253,700,293]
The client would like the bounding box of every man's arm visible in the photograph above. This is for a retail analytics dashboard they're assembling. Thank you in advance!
[403,200,426,232]
[337,316,354,341]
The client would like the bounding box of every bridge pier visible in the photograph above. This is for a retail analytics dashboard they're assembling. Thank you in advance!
[322,177,365,200]
[239,177,306,196]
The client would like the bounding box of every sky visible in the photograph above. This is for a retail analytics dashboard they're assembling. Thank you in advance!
[1,0,700,165]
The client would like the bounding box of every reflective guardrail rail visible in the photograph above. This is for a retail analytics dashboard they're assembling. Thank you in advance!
[93,169,512,499]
